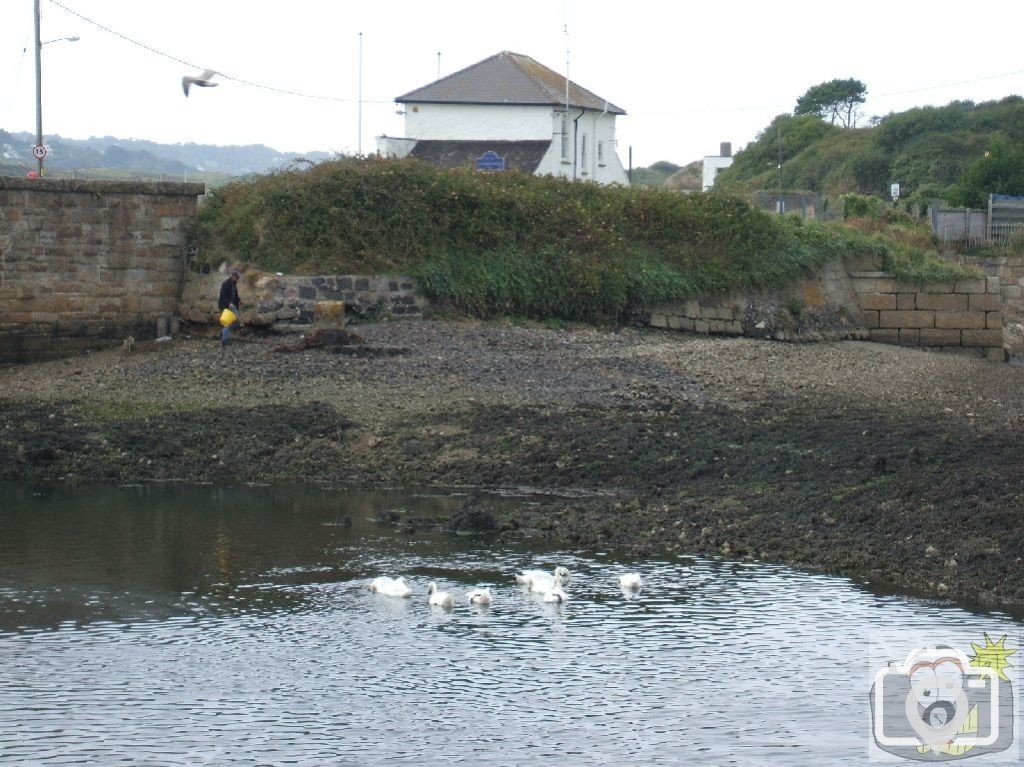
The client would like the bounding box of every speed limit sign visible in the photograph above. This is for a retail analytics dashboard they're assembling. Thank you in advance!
[31,145,48,160]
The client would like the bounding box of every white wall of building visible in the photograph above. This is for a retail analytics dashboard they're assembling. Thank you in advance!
[535,109,628,185]
[403,104,553,141]
[702,156,734,190]
[383,102,628,185]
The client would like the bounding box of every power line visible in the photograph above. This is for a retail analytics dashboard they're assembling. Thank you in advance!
[876,69,1024,98]
[48,0,393,104]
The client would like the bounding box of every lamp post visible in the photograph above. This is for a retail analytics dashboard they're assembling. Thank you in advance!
[33,0,42,176]
[33,0,79,177]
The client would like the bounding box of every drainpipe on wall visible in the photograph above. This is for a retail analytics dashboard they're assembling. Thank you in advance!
[572,108,585,180]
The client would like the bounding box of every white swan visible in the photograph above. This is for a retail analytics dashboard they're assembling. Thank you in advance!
[427,581,455,609]
[368,576,413,598]
[619,573,642,590]
[516,566,571,593]
[466,587,493,606]
[542,574,569,604]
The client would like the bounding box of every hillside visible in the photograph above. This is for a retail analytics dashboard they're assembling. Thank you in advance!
[714,96,1024,208]
[0,129,333,180]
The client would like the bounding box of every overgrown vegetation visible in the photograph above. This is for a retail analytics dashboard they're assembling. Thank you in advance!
[199,157,975,321]
[716,95,1024,210]
[628,161,681,188]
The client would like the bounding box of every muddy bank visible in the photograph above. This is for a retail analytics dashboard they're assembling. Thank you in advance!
[1,319,1023,614]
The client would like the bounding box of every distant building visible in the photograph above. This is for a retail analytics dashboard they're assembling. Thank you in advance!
[702,142,734,190]
[377,51,629,185]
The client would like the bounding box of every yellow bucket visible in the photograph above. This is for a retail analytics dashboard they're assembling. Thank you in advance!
[219,308,238,327]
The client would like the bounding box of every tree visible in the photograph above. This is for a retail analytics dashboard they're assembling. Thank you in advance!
[794,79,867,128]
[948,137,1024,207]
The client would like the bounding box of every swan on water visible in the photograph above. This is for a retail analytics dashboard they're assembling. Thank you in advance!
[619,573,642,590]
[541,574,569,604]
[466,587,493,606]
[516,566,571,593]
[368,576,413,598]
[427,581,455,609]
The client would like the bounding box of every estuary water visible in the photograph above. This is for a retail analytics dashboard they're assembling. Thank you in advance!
[0,483,1020,766]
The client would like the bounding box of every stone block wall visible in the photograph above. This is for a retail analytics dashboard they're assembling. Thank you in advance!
[642,258,869,343]
[642,254,1008,362]
[850,259,1004,361]
[0,177,204,362]
[178,267,425,329]
[956,253,1024,357]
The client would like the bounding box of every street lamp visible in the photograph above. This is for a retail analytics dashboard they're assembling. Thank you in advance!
[33,0,79,176]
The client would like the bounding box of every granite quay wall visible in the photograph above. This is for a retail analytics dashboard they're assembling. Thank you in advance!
[641,257,869,344]
[0,178,204,362]
[955,252,1024,358]
[178,267,425,331]
[642,253,1009,362]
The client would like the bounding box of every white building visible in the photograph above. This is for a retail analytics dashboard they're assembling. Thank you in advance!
[377,51,629,185]
[702,142,734,190]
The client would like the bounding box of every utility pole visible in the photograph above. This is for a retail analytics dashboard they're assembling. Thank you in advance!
[357,32,363,156]
[777,124,784,214]
[777,126,783,193]
[34,0,43,176]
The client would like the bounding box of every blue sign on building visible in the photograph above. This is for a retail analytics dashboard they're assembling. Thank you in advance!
[475,151,506,171]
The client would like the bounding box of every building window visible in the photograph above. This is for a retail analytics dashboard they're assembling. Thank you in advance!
[581,134,588,174]
[597,141,605,166]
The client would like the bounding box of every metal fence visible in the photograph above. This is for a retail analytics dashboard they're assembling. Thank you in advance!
[933,195,1024,248]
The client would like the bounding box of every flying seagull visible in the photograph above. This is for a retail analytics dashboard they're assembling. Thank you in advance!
[182,69,218,97]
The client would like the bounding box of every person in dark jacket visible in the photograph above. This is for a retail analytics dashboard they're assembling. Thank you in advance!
[218,270,242,347]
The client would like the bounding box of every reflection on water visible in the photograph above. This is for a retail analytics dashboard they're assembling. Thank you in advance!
[0,483,1020,766]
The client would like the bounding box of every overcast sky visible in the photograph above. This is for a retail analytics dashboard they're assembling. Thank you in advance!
[3,0,1023,169]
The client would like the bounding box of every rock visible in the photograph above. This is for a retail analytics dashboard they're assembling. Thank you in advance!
[925,545,939,557]
[445,497,498,534]
[373,509,402,525]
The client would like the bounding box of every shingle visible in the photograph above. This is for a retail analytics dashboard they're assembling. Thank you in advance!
[397,51,625,115]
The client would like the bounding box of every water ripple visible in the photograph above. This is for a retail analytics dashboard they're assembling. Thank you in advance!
[0,484,1021,765]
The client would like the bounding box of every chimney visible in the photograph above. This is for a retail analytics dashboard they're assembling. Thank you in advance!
[720,142,732,158]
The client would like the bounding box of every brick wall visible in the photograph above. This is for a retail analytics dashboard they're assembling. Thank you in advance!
[0,178,204,362]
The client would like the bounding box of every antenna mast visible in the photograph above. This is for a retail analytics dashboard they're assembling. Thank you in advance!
[357,32,363,156]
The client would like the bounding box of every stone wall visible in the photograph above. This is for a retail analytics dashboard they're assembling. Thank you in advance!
[851,270,1004,362]
[956,252,1024,357]
[641,258,869,343]
[178,267,425,330]
[0,178,204,362]
[643,254,1009,362]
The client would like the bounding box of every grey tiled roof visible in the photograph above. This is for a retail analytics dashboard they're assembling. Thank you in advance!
[409,140,552,173]
[397,51,625,115]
